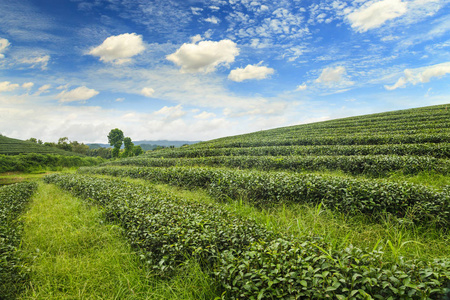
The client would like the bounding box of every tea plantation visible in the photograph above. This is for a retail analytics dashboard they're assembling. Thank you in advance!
[3,104,450,299]
[69,104,450,299]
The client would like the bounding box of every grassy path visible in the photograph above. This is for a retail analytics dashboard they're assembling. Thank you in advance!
[18,182,218,300]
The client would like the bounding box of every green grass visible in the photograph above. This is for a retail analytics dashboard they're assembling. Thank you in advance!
[18,183,219,300]
[0,170,77,186]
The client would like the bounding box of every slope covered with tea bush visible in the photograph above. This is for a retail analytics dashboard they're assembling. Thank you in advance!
[64,104,450,299]
[0,135,83,156]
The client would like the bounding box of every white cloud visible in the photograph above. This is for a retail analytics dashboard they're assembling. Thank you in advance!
[194,111,216,119]
[205,16,220,24]
[385,62,450,90]
[166,39,239,73]
[191,7,203,15]
[228,63,275,82]
[0,38,10,58]
[154,104,186,120]
[56,86,99,102]
[20,55,50,70]
[36,84,51,95]
[295,84,307,91]
[0,81,19,92]
[88,33,145,64]
[141,87,155,97]
[316,66,347,84]
[347,0,408,32]
[22,82,34,89]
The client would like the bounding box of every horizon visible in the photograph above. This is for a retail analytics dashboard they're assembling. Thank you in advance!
[1,0,449,143]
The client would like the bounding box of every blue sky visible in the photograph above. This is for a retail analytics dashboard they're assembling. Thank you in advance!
[0,0,449,143]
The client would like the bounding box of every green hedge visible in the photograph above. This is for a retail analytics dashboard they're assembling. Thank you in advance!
[0,182,38,299]
[78,166,450,228]
[0,153,104,173]
[144,143,450,159]
[103,155,450,177]
[44,174,450,299]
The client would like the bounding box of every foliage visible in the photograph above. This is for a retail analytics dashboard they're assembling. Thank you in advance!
[0,182,38,299]
[108,128,124,158]
[0,153,104,173]
[0,135,84,156]
[44,174,450,299]
[103,155,450,177]
[78,166,450,228]
[144,143,450,159]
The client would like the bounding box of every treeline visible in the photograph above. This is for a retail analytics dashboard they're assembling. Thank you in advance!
[0,154,104,173]
[26,137,114,158]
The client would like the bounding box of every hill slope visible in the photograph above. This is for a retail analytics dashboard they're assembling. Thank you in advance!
[0,135,84,156]
[190,103,449,149]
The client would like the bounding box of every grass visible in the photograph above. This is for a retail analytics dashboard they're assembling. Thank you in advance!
[0,170,78,186]
[18,182,219,300]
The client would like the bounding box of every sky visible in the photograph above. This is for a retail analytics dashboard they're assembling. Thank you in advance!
[0,0,449,143]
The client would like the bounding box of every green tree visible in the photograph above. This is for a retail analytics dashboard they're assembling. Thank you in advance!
[123,137,134,157]
[132,145,144,156]
[71,141,89,155]
[107,129,124,158]
[57,137,73,152]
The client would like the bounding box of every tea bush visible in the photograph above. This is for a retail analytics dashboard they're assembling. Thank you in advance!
[44,174,450,299]
[103,155,450,177]
[78,166,450,228]
[0,182,38,298]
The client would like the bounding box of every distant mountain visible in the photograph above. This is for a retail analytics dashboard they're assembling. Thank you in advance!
[87,140,201,150]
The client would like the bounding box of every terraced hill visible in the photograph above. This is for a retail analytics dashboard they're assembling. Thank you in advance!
[0,135,84,156]
[46,103,450,299]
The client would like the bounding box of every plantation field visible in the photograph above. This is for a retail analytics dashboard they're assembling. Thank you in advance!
[2,104,450,299]
[0,135,83,156]
[73,104,449,298]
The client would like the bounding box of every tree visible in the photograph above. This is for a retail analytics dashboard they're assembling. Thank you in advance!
[123,137,134,157]
[132,145,144,156]
[107,128,124,158]
[71,141,89,155]
[57,137,73,152]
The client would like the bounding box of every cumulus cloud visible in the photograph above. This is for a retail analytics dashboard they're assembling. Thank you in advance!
[316,66,347,85]
[347,0,408,32]
[228,63,274,82]
[385,62,450,90]
[56,86,99,102]
[88,33,145,64]
[166,39,239,73]
[20,55,50,70]
[0,38,10,58]
[140,87,155,97]
[0,81,19,92]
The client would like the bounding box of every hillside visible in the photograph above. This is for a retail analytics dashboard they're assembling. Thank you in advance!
[87,140,200,151]
[0,135,84,156]
[20,103,450,299]
[189,103,449,149]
